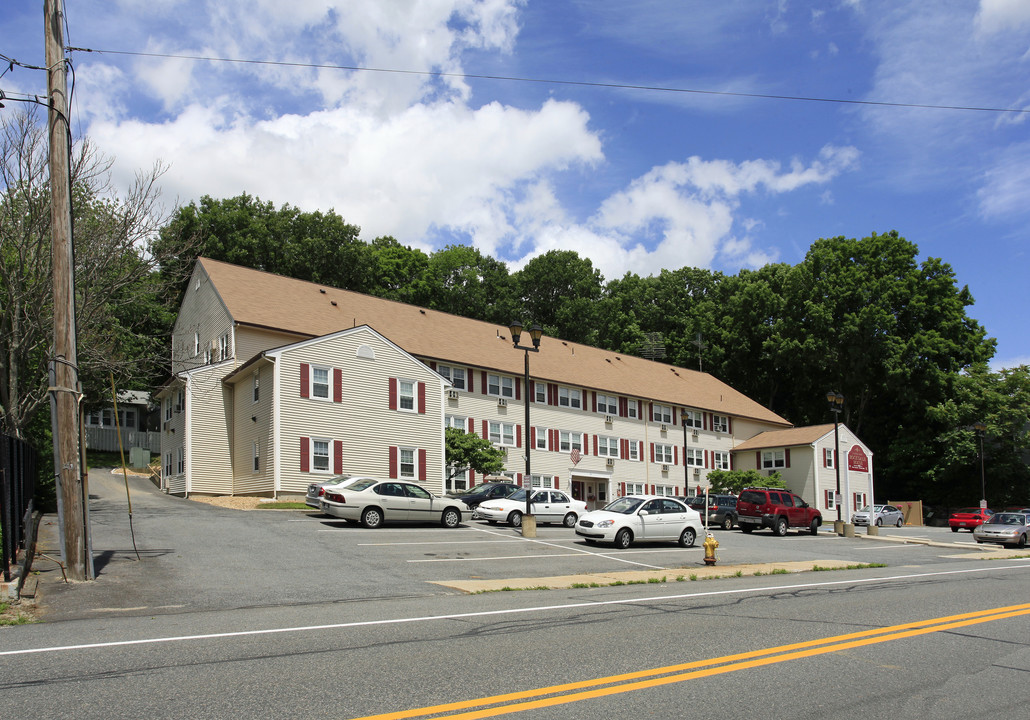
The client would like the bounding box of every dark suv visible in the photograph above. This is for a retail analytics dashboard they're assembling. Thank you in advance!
[681,494,738,530]
[736,488,821,536]
[450,482,519,510]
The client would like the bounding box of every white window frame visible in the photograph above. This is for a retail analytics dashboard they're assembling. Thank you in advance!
[682,410,703,429]
[761,449,786,469]
[654,404,672,424]
[310,365,331,400]
[654,443,674,464]
[534,382,547,403]
[176,446,184,475]
[193,332,200,357]
[398,379,416,412]
[399,447,416,479]
[252,441,260,473]
[219,333,230,361]
[488,374,515,398]
[489,421,516,447]
[447,466,468,493]
[311,438,331,473]
[628,441,640,461]
[534,426,548,450]
[823,448,835,468]
[438,364,466,390]
[164,452,173,476]
[558,386,582,409]
[712,450,731,470]
[559,431,583,452]
[654,486,674,497]
[164,398,172,422]
[596,394,617,415]
[626,400,639,419]
[626,482,646,495]
[685,448,704,467]
[826,492,837,510]
[529,474,550,488]
[252,372,260,403]
[712,414,729,433]
[445,415,468,430]
[596,436,619,458]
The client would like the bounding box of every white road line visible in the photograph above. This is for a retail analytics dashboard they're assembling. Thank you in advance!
[468,524,668,569]
[4,564,1029,658]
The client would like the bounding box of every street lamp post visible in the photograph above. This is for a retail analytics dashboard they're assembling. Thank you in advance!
[827,391,845,536]
[509,321,542,537]
[974,421,987,510]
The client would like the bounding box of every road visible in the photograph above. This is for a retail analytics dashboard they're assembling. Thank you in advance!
[2,470,1028,719]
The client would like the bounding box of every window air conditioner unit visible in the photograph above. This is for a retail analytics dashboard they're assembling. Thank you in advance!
[692,429,699,439]
[497,397,507,407]
[604,415,614,423]
[660,424,668,432]
[661,464,670,472]
[606,458,615,467]
[447,389,459,399]
[694,468,701,476]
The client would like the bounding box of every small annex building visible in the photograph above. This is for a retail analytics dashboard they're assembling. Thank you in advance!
[156,257,873,512]
[732,424,874,523]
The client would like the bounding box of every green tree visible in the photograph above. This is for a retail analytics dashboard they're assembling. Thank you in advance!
[423,244,515,324]
[513,250,604,344]
[445,427,505,480]
[706,470,784,495]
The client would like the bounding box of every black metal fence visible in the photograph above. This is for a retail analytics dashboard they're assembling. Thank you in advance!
[1,434,39,583]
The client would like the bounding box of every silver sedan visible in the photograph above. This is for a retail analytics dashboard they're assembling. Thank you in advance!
[852,504,904,527]
[973,513,1030,548]
[321,478,472,528]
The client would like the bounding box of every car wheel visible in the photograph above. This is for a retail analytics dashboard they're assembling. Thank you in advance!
[896,517,904,527]
[773,517,788,536]
[508,511,523,527]
[563,512,578,528]
[721,516,733,531]
[441,508,461,528]
[810,518,820,535]
[740,524,754,533]
[951,527,959,533]
[1018,534,1027,549]
[614,528,632,549]
[361,507,383,529]
[875,517,883,526]
[679,527,697,547]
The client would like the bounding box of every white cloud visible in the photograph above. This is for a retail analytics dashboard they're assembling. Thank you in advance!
[975,0,1030,35]
[977,142,1030,219]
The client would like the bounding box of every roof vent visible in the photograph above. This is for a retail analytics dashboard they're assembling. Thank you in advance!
[319,288,326,294]
[330,300,337,306]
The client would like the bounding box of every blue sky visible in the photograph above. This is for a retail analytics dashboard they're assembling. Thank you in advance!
[4,1,1029,368]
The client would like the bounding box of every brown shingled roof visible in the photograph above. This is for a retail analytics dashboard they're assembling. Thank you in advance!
[200,257,791,426]
[732,424,836,451]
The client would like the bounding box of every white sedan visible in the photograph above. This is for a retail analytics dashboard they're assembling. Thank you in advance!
[476,489,587,528]
[576,495,703,549]
[321,477,473,528]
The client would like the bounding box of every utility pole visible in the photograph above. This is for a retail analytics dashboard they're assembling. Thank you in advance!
[46,0,91,581]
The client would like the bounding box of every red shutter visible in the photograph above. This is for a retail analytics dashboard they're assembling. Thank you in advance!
[824,490,831,508]
[482,420,488,438]
[334,440,343,474]
[785,449,791,468]
[756,451,762,468]
[649,402,654,421]
[388,378,397,410]
[429,361,436,370]
[674,446,678,465]
[672,407,678,426]
[728,417,733,434]
[593,435,598,455]
[638,441,643,460]
[619,397,627,417]
[651,484,656,494]
[417,382,426,414]
[333,369,343,403]
[469,470,476,484]
[467,417,475,434]
[481,371,488,395]
[516,425,522,448]
[637,400,643,419]
[529,426,535,448]
[300,437,310,472]
[582,434,589,455]
[620,439,628,460]
[620,482,626,497]
[388,447,398,479]
[300,364,310,398]
[515,378,521,401]
[517,475,523,487]
[419,449,427,482]
[467,369,474,393]
[549,383,558,406]
[730,454,735,470]
[650,443,655,463]
[592,392,597,412]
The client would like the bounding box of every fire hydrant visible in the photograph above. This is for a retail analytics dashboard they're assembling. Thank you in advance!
[703,532,719,566]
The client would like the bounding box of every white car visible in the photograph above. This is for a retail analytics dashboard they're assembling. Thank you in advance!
[576,495,703,549]
[321,477,472,528]
[305,474,375,510]
[852,504,904,527]
[475,489,587,528]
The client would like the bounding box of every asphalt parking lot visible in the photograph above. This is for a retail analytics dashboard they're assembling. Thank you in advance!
[25,468,1023,621]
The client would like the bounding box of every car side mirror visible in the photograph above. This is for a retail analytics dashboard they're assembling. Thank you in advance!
[638,509,649,516]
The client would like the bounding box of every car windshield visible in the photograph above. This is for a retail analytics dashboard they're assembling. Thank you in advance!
[506,489,528,502]
[988,513,1026,525]
[858,506,884,513]
[602,497,645,514]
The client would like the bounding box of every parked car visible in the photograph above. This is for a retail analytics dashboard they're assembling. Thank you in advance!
[973,512,1030,548]
[320,477,472,528]
[305,474,374,510]
[736,487,821,536]
[681,494,738,530]
[852,504,905,527]
[475,489,587,527]
[948,507,994,532]
[575,495,703,549]
[449,482,520,510]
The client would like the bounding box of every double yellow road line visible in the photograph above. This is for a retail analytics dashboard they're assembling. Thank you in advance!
[355,602,1030,720]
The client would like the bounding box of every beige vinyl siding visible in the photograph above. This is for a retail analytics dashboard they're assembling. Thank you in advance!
[159,381,187,495]
[172,266,235,375]
[276,328,447,496]
[184,365,235,494]
[235,326,304,371]
[231,362,275,495]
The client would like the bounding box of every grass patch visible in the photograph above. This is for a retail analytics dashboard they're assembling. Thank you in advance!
[675,575,685,582]
[648,576,666,584]
[256,502,309,510]
[812,562,887,572]
[0,601,34,626]
[689,574,698,581]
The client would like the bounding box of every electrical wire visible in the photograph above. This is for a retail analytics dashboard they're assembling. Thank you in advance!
[64,46,1030,115]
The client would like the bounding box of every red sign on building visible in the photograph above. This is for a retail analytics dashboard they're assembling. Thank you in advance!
[847,445,869,472]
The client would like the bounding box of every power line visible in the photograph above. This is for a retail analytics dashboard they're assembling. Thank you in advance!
[65,46,1030,116]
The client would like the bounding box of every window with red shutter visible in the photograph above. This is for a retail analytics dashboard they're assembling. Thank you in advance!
[419,449,427,482]
[333,369,343,403]
[300,364,310,398]
[388,378,397,410]
[300,437,310,472]
[388,447,398,479]
[417,381,426,414]
[334,441,343,474]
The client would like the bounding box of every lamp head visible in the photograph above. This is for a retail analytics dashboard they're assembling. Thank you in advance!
[529,324,543,348]
[508,321,523,347]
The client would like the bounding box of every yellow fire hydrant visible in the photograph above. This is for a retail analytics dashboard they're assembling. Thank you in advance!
[703,532,719,566]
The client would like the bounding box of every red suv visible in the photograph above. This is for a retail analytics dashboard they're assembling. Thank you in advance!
[736,488,821,536]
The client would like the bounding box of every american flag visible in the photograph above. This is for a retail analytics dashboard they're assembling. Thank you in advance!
[570,449,581,466]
